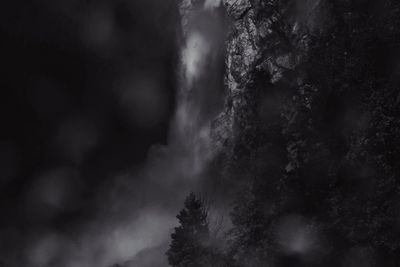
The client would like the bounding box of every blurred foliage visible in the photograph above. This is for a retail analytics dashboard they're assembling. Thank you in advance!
[169,0,400,266]
[224,0,400,266]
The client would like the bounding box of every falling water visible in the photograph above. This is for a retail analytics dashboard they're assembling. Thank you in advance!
[170,0,225,178]
[23,2,227,266]
[93,1,227,265]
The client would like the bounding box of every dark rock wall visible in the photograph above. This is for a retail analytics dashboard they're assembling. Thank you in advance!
[213,0,400,265]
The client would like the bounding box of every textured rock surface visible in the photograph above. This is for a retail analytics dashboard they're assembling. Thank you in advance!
[218,0,400,265]
[213,0,327,164]
[175,0,400,265]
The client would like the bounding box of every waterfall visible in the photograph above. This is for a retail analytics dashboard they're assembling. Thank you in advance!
[170,0,225,178]
[23,2,228,266]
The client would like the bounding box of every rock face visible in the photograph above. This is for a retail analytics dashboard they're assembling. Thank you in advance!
[176,0,400,265]
[216,0,400,175]
[217,0,400,167]
[214,0,328,169]
[216,0,400,265]
[162,0,400,266]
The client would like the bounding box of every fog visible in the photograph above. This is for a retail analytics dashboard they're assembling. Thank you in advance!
[0,0,227,266]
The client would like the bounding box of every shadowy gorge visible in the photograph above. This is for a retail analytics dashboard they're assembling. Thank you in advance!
[2,0,400,266]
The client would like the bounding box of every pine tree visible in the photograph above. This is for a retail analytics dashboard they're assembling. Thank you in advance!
[166,192,210,267]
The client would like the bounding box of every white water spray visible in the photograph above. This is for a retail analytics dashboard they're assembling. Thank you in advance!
[170,0,224,178]
[23,2,226,266]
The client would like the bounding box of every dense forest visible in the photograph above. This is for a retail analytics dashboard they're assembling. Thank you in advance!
[2,0,400,266]
[166,0,400,266]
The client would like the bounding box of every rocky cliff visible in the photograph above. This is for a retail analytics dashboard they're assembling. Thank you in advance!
[166,0,400,265]
[214,0,332,171]
[214,0,400,265]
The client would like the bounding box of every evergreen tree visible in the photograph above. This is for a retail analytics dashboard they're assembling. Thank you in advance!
[227,0,400,265]
[166,192,210,267]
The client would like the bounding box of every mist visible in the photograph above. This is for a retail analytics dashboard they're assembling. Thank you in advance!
[0,0,227,266]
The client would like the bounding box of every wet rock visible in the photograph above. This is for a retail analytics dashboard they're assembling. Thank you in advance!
[223,0,252,20]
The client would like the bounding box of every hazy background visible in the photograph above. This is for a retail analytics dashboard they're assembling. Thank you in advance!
[1,0,180,266]
[0,0,228,266]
